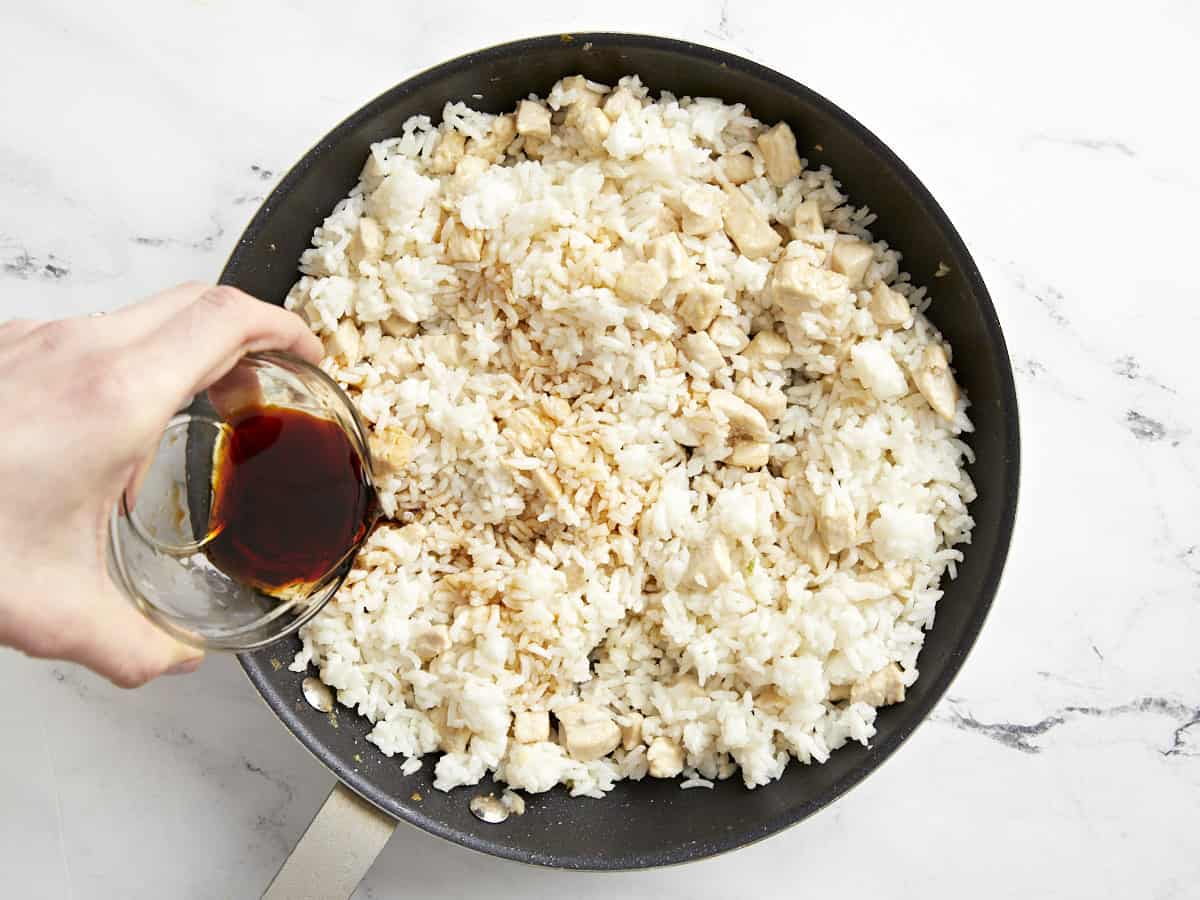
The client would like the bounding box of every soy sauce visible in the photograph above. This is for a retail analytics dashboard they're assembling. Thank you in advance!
[205,405,376,596]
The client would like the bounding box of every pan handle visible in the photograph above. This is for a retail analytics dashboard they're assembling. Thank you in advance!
[262,781,397,900]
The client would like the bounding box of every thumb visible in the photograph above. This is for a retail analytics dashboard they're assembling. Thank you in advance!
[69,586,205,688]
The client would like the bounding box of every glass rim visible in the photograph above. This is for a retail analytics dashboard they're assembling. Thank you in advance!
[108,350,376,651]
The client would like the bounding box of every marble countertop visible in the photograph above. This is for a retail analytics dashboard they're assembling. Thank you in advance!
[2,1,1197,897]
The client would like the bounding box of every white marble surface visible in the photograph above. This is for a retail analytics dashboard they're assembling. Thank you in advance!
[2,1,1198,897]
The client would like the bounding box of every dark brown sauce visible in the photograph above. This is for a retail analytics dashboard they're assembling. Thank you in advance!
[205,405,376,596]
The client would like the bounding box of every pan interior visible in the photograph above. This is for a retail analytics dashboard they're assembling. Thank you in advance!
[228,33,1019,870]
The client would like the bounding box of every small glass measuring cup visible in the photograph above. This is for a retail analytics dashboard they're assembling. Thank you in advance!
[107,352,376,650]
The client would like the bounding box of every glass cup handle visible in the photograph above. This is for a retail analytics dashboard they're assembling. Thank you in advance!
[122,413,232,557]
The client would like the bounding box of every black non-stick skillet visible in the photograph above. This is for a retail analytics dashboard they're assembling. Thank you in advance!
[217,33,1019,898]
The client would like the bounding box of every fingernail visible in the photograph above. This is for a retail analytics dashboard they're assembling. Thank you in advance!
[166,657,203,676]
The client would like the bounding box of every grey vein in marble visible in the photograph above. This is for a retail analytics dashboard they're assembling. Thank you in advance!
[987,258,1076,332]
[1025,280,1070,328]
[244,759,297,853]
[50,666,94,700]
[939,697,1200,756]
[2,248,70,280]
[1114,354,1177,395]
[1126,409,1168,442]
[1178,545,1200,578]
[1014,358,1047,379]
[715,0,731,39]
[703,0,751,54]
[1025,134,1138,158]
[132,219,225,252]
[1011,354,1089,404]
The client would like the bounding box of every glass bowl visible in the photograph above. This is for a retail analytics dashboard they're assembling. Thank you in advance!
[107,351,376,650]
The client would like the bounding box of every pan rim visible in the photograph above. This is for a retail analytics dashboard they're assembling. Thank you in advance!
[229,30,1020,871]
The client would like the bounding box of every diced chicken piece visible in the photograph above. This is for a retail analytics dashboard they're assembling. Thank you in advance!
[789,530,830,572]
[729,441,770,469]
[670,418,700,448]
[324,319,361,365]
[348,216,384,265]
[647,737,685,778]
[755,686,787,714]
[677,283,724,331]
[722,187,782,259]
[359,152,387,188]
[708,318,748,355]
[670,674,705,701]
[756,122,802,187]
[410,623,450,660]
[513,709,550,744]
[735,379,787,420]
[681,184,724,235]
[873,562,914,593]
[430,130,467,175]
[742,330,790,369]
[818,489,857,554]
[579,107,611,150]
[557,704,621,762]
[720,153,757,185]
[869,282,912,328]
[369,428,414,474]
[467,114,516,163]
[671,413,720,448]
[443,221,483,262]
[558,76,605,124]
[643,206,678,238]
[827,683,852,702]
[440,727,471,755]
[602,87,641,121]
[619,713,643,751]
[375,336,419,375]
[850,663,906,707]
[651,233,690,279]
[449,155,490,194]
[913,343,959,421]
[770,258,851,319]
[708,389,772,442]
[521,137,546,160]
[791,199,823,239]
[850,340,908,401]
[296,300,322,330]
[504,407,551,453]
[781,456,806,479]
[422,333,462,366]
[830,238,874,287]
[381,315,418,338]
[681,330,726,376]
[539,394,571,423]
[515,100,552,140]
[362,319,383,356]
[654,340,680,369]
[616,260,668,304]
[532,467,563,504]
[550,431,587,468]
[687,535,733,589]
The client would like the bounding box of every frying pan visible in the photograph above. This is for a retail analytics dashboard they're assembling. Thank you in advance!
[218,33,1020,897]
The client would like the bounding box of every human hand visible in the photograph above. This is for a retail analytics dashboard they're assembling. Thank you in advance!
[0,283,323,687]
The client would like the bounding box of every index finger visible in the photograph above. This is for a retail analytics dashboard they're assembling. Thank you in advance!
[128,285,323,418]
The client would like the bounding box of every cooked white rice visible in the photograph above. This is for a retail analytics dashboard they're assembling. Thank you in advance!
[284,75,976,797]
